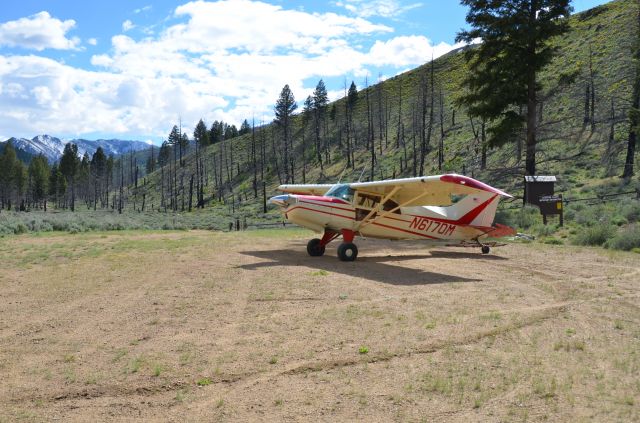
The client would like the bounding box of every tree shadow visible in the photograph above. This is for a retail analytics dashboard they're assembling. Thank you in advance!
[238,248,491,286]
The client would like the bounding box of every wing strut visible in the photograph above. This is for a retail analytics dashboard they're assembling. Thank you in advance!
[355,186,400,229]
[355,190,430,231]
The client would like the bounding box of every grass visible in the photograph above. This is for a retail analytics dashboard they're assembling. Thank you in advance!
[196,377,212,386]
[152,364,163,377]
[127,356,144,374]
[553,339,586,352]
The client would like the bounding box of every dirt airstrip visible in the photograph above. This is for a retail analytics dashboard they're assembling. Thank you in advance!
[0,229,638,422]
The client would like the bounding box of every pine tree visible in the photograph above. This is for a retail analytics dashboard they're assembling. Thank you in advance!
[313,79,329,166]
[302,95,314,182]
[90,148,106,210]
[274,84,298,183]
[347,81,358,168]
[59,143,79,211]
[622,4,640,178]
[13,161,27,210]
[239,119,251,136]
[158,142,170,167]
[456,0,572,176]
[28,154,49,210]
[0,140,17,209]
[49,164,66,208]
[146,145,156,174]
[194,119,209,147]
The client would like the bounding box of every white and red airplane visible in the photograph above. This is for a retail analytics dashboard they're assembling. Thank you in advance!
[269,174,516,261]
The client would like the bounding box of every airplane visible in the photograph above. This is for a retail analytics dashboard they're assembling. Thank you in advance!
[268,174,516,261]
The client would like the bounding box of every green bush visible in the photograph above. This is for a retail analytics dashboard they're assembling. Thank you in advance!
[494,208,517,228]
[544,237,564,245]
[605,225,640,251]
[620,200,640,223]
[573,204,606,227]
[516,206,540,230]
[573,224,616,246]
[532,223,558,237]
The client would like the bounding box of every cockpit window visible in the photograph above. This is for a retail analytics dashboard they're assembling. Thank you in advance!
[325,184,354,202]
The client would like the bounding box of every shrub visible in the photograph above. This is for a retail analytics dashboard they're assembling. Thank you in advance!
[515,206,540,230]
[544,237,564,245]
[494,208,518,228]
[620,200,640,223]
[605,225,640,251]
[573,224,616,246]
[14,223,28,234]
[532,223,558,237]
[573,204,606,227]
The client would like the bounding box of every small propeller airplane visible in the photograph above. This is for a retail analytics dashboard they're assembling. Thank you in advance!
[268,174,516,261]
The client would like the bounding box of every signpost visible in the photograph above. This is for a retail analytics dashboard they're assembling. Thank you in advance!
[539,194,563,226]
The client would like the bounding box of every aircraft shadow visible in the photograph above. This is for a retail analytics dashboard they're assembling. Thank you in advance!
[238,248,488,286]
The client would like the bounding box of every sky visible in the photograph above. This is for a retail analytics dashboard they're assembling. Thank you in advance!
[0,0,610,144]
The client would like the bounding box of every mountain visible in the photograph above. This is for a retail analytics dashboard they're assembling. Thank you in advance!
[0,135,150,163]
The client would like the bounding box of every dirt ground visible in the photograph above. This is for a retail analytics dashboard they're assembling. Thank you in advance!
[0,229,638,422]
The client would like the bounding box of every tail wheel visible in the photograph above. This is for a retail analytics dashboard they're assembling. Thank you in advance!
[307,238,325,257]
[337,243,358,261]
[481,245,490,254]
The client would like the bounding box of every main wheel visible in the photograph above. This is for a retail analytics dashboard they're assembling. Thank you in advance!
[337,243,358,261]
[307,238,326,257]
[481,245,490,254]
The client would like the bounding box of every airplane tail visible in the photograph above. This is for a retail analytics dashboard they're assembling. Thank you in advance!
[434,192,514,236]
[452,194,516,237]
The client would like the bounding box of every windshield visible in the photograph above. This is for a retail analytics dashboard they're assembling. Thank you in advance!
[325,184,354,202]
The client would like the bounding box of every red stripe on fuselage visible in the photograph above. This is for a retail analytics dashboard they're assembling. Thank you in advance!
[371,221,439,240]
[456,195,496,225]
[286,205,355,221]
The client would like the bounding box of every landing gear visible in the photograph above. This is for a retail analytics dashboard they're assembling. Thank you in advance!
[337,243,358,261]
[307,238,325,256]
[481,245,490,254]
[305,229,360,261]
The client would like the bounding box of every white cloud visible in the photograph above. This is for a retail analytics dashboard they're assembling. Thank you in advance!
[134,6,152,14]
[0,11,80,51]
[122,20,135,32]
[87,38,98,46]
[335,0,422,18]
[0,0,464,139]
[169,0,392,54]
[367,36,466,67]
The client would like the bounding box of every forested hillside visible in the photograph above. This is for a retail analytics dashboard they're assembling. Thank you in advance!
[130,0,637,220]
[1,0,638,246]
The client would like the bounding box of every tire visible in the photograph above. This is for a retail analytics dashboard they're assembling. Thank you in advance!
[337,243,358,261]
[481,245,490,254]
[307,238,325,257]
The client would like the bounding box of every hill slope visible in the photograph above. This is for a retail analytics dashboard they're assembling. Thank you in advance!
[131,0,638,225]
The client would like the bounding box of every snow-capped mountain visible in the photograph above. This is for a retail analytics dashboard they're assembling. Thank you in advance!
[1,135,150,163]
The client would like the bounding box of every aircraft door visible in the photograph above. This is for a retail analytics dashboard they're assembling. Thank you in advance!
[355,192,381,221]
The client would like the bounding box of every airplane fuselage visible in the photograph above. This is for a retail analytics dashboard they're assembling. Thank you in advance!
[279,194,499,243]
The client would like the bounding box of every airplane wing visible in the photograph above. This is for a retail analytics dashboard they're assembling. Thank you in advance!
[349,174,512,207]
[278,183,334,196]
